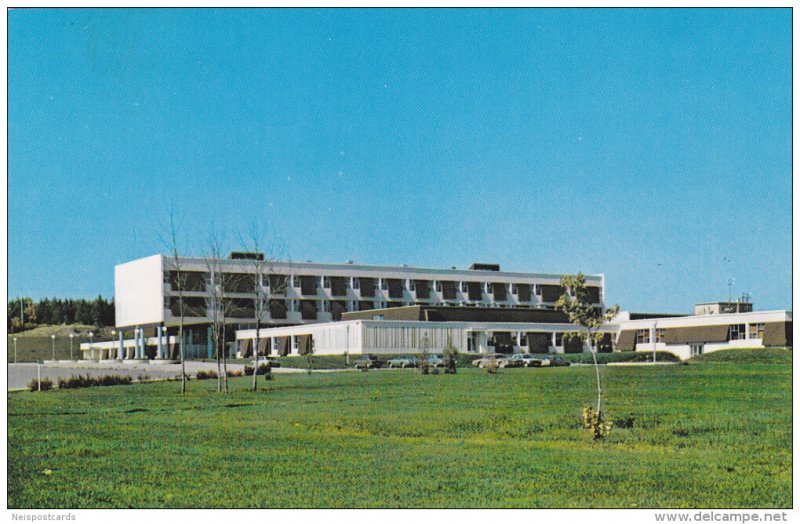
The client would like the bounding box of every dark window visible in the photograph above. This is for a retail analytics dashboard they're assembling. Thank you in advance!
[441,281,457,300]
[269,299,287,319]
[300,276,318,296]
[414,280,430,299]
[360,278,376,297]
[268,275,289,294]
[300,300,317,320]
[330,277,348,297]
[170,271,207,291]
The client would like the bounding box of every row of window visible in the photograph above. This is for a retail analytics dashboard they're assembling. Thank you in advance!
[635,329,665,344]
[730,323,765,340]
[165,296,558,317]
[165,271,568,298]
[635,324,766,343]
[279,300,550,312]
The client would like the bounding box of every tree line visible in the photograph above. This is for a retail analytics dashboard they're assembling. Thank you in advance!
[7,296,115,332]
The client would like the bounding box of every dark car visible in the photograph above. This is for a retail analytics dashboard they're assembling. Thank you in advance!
[354,354,384,369]
[549,356,571,367]
[257,356,281,368]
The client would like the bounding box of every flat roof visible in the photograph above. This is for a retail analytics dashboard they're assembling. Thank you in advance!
[149,254,604,281]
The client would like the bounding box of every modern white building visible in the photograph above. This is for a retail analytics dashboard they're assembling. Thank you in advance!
[80,253,791,361]
[104,253,605,359]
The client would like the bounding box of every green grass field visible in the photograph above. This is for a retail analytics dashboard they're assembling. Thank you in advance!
[7,349,791,508]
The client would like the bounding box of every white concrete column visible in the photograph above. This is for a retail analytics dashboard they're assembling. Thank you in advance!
[118,330,124,360]
[157,326,163,359]
[650,325,657,352]
[132,329,139,359]
[477,331,488,353]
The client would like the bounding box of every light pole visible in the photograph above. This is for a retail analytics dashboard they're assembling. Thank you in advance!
[727,278,735,306]
[69,333,74,360]
[653,321,657,364]
[111,330,116,360]
[13,337,17,363]
[51,334,56,362]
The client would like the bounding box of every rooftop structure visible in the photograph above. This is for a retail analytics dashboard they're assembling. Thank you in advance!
[694,301,754,315]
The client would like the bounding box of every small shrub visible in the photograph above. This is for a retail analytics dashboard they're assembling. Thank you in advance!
[227,369,243,377]
[581,405,613,440]
[443,337,458,374]
[485,354,499,374]
[196,370,219,380]
[59,375,92,389]
[614,416,635,429]
[243,364,271,376]
[58,374,132,389]
[103,375,132,386]
[28,377,53,392]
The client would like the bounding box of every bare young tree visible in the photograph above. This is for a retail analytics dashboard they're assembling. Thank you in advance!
[203,229,233,393]
[237,223,288,392]
[161,210,188,395]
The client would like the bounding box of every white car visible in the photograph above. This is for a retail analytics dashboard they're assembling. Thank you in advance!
[509,353,543,367]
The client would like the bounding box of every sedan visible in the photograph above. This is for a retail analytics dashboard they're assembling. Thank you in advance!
[354,355,384,369]
[509,353,543,368]
[425,355,444,368]
[472,353,522,369]
[386,355,419,368]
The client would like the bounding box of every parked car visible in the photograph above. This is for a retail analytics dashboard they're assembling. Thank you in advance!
[386,355,419,368]
[549,356,571,367]
[425,355,444,368]
[354,354,384,369]
[472,353,522,369]
[509,353,543,368]
[256,355,281,368]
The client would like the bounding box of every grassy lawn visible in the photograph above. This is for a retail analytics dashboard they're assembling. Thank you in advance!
[7,350,791,508]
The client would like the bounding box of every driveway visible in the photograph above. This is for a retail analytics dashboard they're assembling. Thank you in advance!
[7,360,347,390]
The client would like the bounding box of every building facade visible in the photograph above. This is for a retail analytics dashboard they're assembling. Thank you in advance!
[80,253,790,362]
[107,253,604,359]
[614,309,792,360]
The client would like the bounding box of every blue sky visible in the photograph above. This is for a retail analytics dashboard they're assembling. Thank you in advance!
[8,8,791,313]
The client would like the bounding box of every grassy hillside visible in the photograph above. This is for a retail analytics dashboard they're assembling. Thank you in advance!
[7,325,116,362]
[8,360,790,508]
[688,347,791,364]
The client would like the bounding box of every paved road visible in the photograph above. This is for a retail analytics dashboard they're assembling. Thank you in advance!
[7,363,186,390]
[7,360,347,390]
